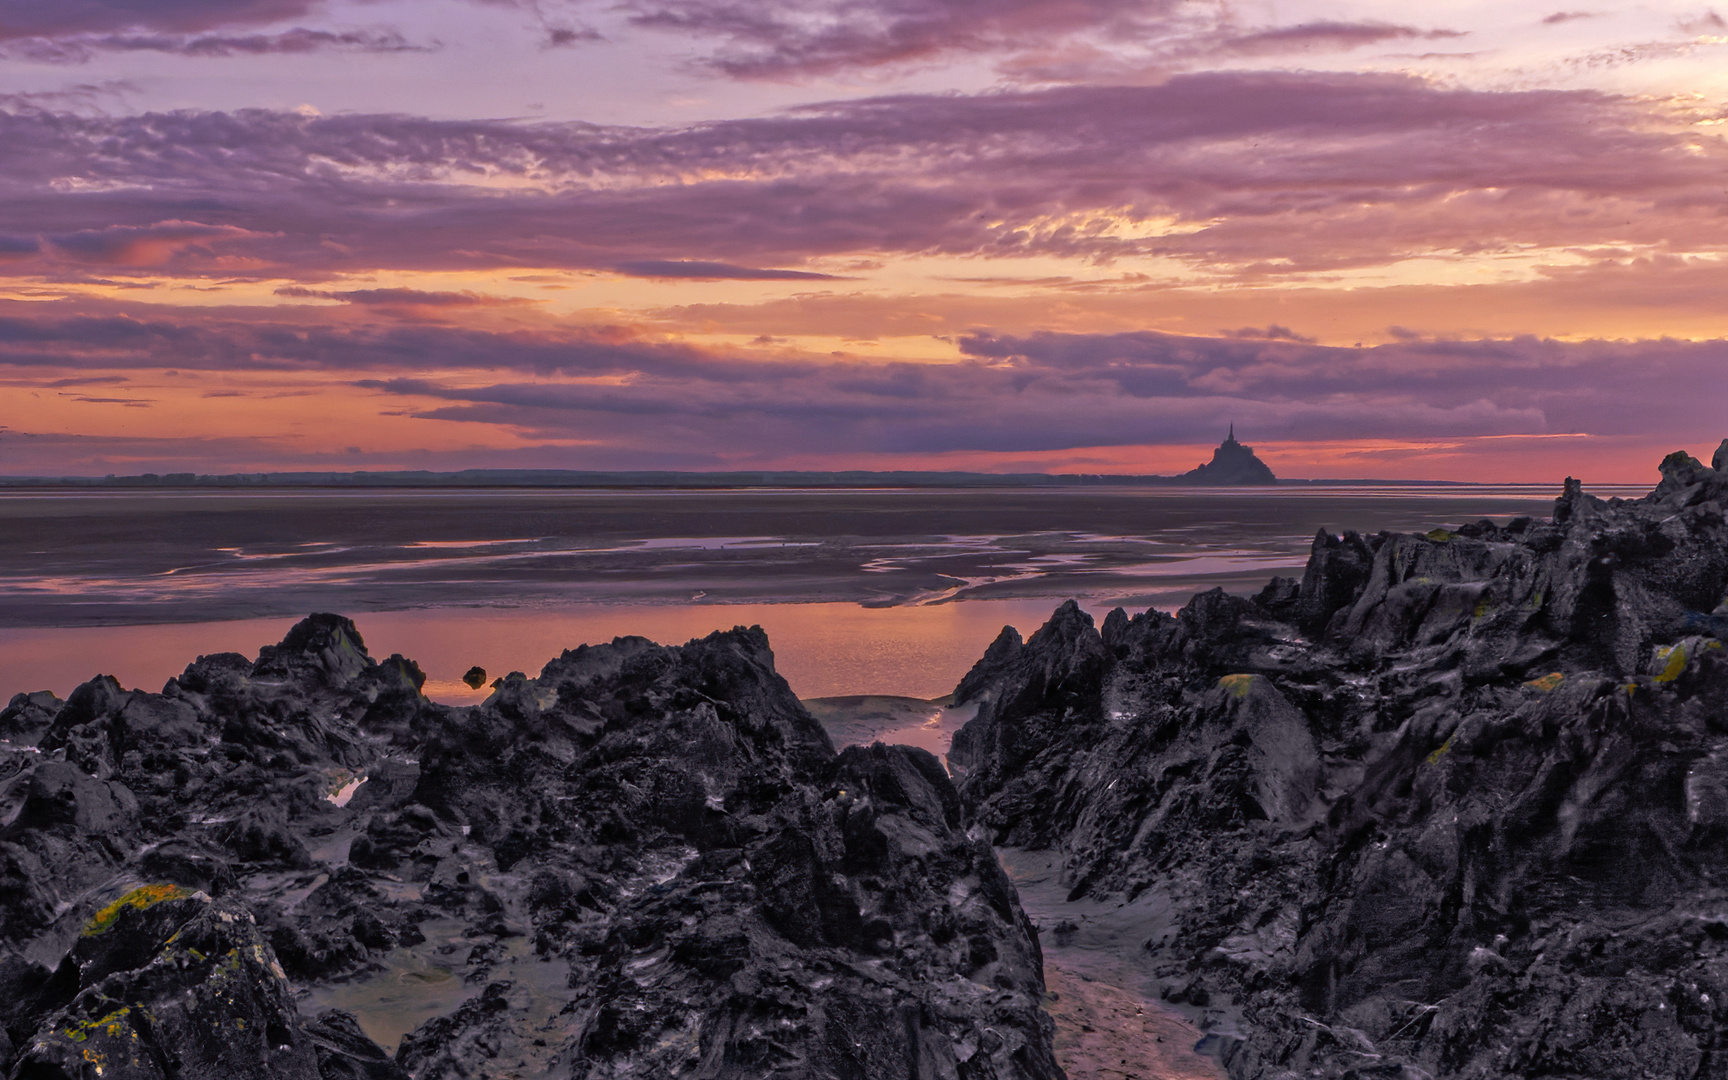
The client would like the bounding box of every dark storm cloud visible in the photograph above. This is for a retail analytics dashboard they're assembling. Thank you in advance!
[0,72,1715,281]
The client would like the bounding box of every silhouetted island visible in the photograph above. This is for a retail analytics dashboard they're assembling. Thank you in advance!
[1176,424,1278,485]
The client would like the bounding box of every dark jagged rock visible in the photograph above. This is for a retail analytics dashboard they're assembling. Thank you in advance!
[1176,427,1278,486]
[0,692,60,746]
[12,888,321,1080]
[948,446,1728,1078]
[403,627,1057,1079]
[0,617,1059,1079]
[303,1009,411,1080]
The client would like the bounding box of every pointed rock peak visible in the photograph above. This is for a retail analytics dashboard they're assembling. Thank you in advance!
[1027,599,1098,649]
[276,613,368,657]
[985,625,1024,654]
[254,612,372,683]
[952,625,1025,705]
[1023,600,1110,691]
[1714,438,1728,473]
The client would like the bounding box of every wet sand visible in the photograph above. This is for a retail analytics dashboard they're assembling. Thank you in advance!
[0,485,1571,628]
[809,704,1228,1079]
[1001,848,1235,1080]
[1043,961,1224,1080]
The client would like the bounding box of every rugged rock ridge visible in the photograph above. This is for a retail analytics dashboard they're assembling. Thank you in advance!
[949,445,1728,1079]
[0,619,1058,1078]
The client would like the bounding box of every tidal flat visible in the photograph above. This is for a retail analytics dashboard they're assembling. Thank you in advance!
[0,484,1601,704]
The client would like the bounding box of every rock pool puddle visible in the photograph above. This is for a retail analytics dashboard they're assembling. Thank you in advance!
[804,694,977,764]
[297,915,571,1068]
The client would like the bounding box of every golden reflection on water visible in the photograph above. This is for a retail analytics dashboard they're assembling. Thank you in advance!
[0,597,1088,703]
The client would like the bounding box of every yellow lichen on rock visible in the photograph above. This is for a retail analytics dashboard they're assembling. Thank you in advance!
[62,1006,130,1043]
[1218,674,1256,698]
[1523,672,1565,693]
[1425,737,1453,766]
[1655,644,1688,683]
[82,884,193,937]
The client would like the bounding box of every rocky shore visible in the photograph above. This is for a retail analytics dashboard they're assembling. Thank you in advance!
[0,619,1057,1079]
[3,445,1725,1079]
[950,446,1728,1078]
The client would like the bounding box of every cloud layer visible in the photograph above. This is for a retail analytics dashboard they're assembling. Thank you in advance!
[0,72,1718,287]
[4,298,1725,475]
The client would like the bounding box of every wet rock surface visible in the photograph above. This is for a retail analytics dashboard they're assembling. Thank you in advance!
[0,617,1058,1078]
[949,447,1728,1079]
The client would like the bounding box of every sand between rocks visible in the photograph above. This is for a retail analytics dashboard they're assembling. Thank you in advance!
[1042,957,1225,1080]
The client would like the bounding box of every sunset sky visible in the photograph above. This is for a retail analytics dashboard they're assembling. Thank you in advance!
[3,0,1728,480]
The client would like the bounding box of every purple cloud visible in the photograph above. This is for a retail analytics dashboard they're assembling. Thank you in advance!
[612,260,841,280]
[1220,21,1466,55]
[620,0,1177,78]
[274,286,528,307]
[0,0,322,39]
[4,302,1728,463]
[613,0,1469,80]
[3,27,430,62]
[0,73,1713,282]
[42,222,255,267]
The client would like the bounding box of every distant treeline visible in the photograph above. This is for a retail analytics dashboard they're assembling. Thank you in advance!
[0,469,1469,489]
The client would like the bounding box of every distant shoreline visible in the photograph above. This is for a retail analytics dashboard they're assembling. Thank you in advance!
[0,468,1498,490]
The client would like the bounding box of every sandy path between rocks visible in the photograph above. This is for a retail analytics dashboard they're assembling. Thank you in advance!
[1043,958,1225,1080]
[1000,848,1229,1080]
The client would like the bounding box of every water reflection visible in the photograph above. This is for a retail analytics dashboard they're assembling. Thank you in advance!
[0,599,1086,704]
